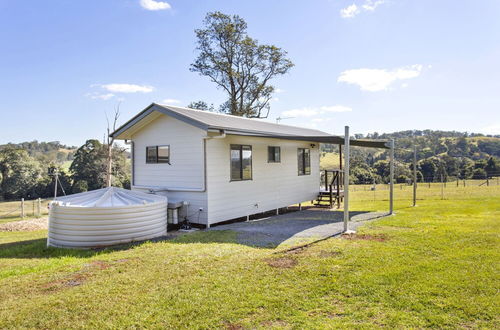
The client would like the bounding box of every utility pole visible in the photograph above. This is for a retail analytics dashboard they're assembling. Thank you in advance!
[413,144,417,207]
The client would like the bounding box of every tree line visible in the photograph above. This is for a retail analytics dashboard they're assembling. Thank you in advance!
[0,140,130,201]
[322,130,500,184]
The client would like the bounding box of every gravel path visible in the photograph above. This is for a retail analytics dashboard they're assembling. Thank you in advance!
[210,209,389,248]
[0,218,48,232]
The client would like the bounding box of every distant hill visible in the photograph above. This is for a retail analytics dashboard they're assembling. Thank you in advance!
[321,130,500,183]
[0,141,77,165]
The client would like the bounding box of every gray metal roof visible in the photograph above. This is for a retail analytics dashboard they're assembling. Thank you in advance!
[111,103,389,149]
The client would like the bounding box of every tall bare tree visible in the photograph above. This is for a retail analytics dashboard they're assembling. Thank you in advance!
[105,104,120,187]
[190,12,294,118]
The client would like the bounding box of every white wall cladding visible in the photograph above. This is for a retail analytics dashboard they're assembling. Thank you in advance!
[131,114,208,225]
[206,135,320,225]
[132,115,206,190]
[47,187,168,248]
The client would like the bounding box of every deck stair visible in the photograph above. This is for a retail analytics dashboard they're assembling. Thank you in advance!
[315,169,344,208]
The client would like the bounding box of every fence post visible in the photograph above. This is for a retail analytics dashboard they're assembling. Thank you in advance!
[37,198,41,218]
[486,178,489,186]
[32,200,35,216]
[463,179,466,187]
[441,175,444,200]
[21,198,25,218]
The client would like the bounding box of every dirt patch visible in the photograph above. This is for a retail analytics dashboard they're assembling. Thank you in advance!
[265,257,298,269]
[223,322,243,330]
[0,217,48,231]
[318,250,342,258]
[341,233,388,242]
[42,272,91,291]
[85,260,112,270]
[41,260,117,292]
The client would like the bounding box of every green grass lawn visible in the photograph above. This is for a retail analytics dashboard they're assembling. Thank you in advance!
[0,188,499,328]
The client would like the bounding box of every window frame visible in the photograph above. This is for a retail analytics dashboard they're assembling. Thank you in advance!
[298,148,311,176]
[230,144,253,181]
[146,145,171,164]
[267,146,281,163]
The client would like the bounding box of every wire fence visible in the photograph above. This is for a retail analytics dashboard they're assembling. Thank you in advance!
[349,177,500,205]
[0,198,49,222]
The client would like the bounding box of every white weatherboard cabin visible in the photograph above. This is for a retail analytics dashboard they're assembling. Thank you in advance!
[111,103,389,228]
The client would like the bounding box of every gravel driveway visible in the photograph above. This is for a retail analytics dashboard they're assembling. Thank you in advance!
[210,209,389,248]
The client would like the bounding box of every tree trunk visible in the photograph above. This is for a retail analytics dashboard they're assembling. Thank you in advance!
[106,144,112,187]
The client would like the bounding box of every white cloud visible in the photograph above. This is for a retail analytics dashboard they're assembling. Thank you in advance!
[362,0,385,11]
[340,4,360,18]
[161,98,181,104]
[140,0,171,11]
[341,0,386,18]
[338,64,424,92]
[282,105,352,118]
[100,83,154,93]
[275,88,285,93]
[85,92,115,100]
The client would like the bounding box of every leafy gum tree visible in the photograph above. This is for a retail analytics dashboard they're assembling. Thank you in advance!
[190,11,294,118]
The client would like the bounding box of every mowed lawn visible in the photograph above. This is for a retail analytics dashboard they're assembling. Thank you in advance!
[0,188,499,328]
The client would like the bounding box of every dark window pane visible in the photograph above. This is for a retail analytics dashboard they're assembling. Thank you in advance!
[242,146,252,180]
[157,146,170,163]
[275,147,281,162]
[298,148,304,175]
[146,146,157,163]
[304,148,311,174]
[230,146,241,180]
[268,146,280,163]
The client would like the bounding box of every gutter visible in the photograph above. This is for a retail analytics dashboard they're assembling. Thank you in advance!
[139,130,226,193]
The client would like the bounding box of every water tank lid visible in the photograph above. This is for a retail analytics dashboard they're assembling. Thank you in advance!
[53,187,167,207]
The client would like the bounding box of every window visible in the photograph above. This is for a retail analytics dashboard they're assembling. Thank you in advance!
[298,148,311,175]
[230,145,252,181]
[146,145,170,164]
[268,146,281,163]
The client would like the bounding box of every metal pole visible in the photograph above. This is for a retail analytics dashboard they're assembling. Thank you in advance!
[343,126,350,232]
[21,198,25,218]
[413,144,417,207]
[389,139,395,215]
[54,171,58,200]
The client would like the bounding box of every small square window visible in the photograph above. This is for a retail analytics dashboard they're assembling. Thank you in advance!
[146,145,170,164]
[268,146,281,163]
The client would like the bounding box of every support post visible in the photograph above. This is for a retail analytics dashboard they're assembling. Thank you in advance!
[413,144,417,207]
[389,139,395,215]
[441,174,444,200]
[343,126,350,232]
[21,198,25,218]
[37,198,41,218]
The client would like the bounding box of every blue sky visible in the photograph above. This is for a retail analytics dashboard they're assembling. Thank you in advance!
[1,0,499,146]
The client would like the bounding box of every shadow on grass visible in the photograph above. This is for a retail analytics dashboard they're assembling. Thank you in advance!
[0,237,147,259]
[0,209,388,258]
